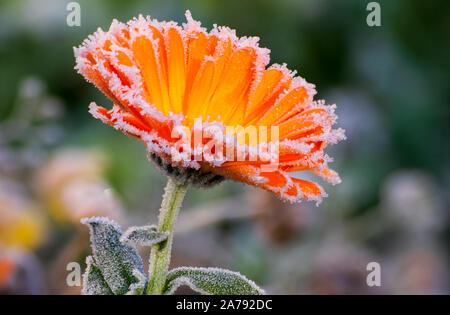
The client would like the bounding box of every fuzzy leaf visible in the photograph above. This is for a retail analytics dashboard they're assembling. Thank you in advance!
[82,256,113,295]
[164,267,265,295]
[120,225,169,247]
[126,269,148,295]
[81,217,145,295]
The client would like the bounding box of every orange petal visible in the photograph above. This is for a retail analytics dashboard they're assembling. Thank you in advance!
[207,47,256,122]
[259,170,288,189]
[165,27,186,114]
[292,178,324,201]
[278,116,319,140]
[148,25,171,110]
[310,167,341,185]
[185,59,216,121]
[184,31,210,112]
[76,51,122,106]
[132,36,167,113]
[245,68,285,122]
[258,86,309,126]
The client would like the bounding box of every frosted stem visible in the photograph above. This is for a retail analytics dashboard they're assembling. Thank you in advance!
[146,178,188,295]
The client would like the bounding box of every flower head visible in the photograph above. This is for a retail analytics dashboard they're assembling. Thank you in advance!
[74,11,345,203]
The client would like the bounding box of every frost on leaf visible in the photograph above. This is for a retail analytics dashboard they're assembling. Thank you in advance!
[82,256,113,295]
[126,269,148,295]
[120,225,169,247]
[81,217,146,295]
[164,267,265,295]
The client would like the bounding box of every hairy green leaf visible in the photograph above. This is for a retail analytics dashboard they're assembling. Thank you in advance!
[82,256,113,295]
[164,267,265,295]
[81,217,145,295]
[120,225,169,247]
[126,269,148,295]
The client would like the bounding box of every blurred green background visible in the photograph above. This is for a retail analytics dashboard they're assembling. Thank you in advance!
[0,0,448,294]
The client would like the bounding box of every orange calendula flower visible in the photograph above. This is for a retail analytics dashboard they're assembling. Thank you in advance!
[74,11,345,203]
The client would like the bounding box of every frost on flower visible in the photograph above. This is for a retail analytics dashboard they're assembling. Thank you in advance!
[74,10,345,204]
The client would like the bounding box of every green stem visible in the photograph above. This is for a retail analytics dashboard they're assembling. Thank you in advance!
[146,178,188,295]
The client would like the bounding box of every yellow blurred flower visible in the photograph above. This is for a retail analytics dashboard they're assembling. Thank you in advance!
[0,181,46,250]
[33,148,122,223]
